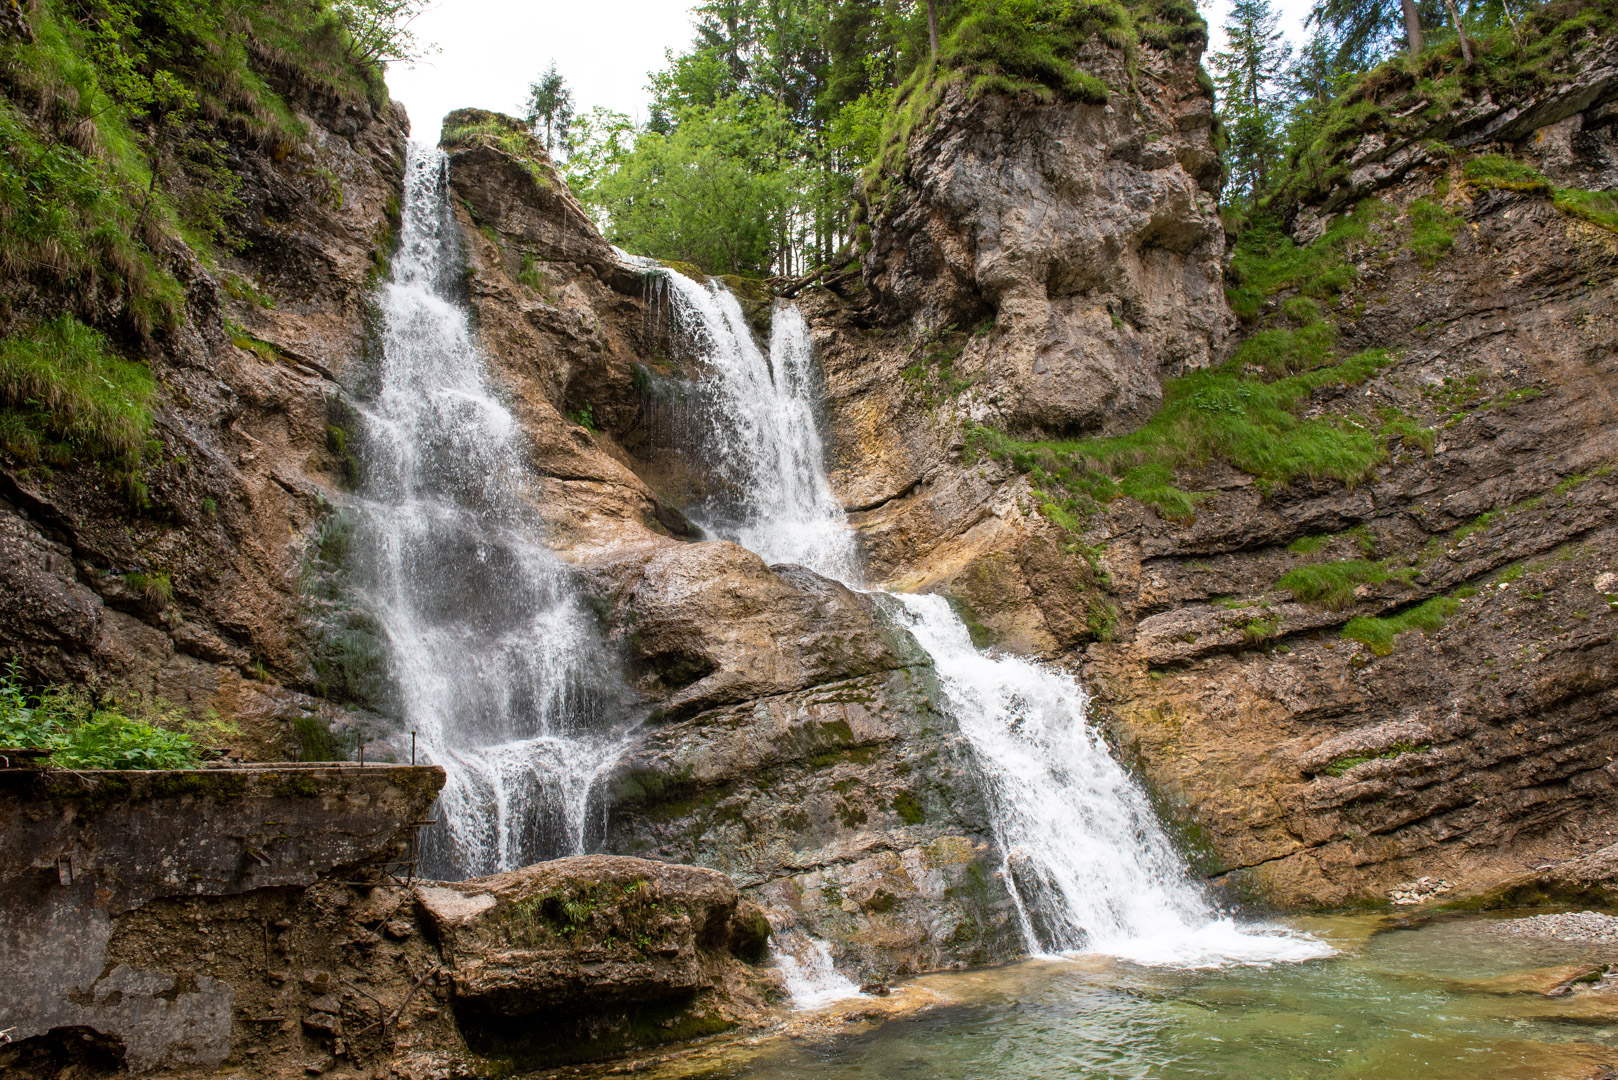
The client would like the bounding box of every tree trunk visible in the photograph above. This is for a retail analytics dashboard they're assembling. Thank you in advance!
[1401,0,1424,56]
[1442,0,1475,65]
[926,0,940,57]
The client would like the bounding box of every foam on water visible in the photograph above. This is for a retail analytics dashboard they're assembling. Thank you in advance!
[772,927,866,1009]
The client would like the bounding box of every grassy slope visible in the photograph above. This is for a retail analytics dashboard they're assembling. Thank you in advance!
[0,0,381,494]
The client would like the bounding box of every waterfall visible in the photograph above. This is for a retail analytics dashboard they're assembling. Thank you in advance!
[352,145,633,879]
[658,272,860,583]
[655,267,1331,968]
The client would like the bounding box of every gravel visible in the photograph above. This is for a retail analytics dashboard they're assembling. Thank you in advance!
[1492,910,1618,945]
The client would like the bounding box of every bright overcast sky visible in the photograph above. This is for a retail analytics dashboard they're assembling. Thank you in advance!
[387,1,697,144]
[1203,0,1316,58]
[387,0,1318,146]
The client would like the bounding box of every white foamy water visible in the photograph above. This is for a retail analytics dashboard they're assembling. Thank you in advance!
[355,145,634,878]
[889,592,1331,967]
[662,273,1331,971]
[772,926,865,1009]
[659,269,860,583]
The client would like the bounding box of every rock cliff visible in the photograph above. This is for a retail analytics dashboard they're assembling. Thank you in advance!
[804,13,1618,910]
[0,6,408,759]
[8,7,1618,1075]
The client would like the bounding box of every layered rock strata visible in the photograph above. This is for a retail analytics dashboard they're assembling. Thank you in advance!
[802,28,1618,909]
[0,58,408,759]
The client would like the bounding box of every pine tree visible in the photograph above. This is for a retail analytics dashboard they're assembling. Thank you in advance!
[1211,0,1290,206]
[1309,0,1427,63]
[524,61,576,157]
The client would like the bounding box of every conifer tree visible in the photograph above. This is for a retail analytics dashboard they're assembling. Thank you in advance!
[1211,0,1290,206]
[1309,0,1426,62]
[525,62,576,157]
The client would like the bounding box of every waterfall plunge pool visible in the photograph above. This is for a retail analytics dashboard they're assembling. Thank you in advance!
[556,912,1618,1079]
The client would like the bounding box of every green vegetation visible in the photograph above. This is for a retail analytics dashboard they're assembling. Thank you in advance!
[123,569,173,607]
[902,323,978,404]
[1278,558,1415,609]
[442,109,555,189]
[0,0,416,489]
[1321,740,1429,775]
[1242,614,1282,642]
[1463,153,1553,193]
[293,713,347,762]
[971,343,1399,521]
[0,661,201,768]
[1210,0,1618,221]
[562,0,1203,276]
[1554,186,1618,231]
[1342,594,1460,654]
[1449,153,1618,234]
[1406,197,1463,264]
[0,315,155,469]
[568,402,598,431]
[1225,200,1391,321]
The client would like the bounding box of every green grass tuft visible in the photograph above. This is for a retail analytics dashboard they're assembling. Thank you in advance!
[1553,187,1618,232]
[0,315,155,467]
[1463,154,1552,193]
[973,344,1398,521]
[1277,558,1414,610]
[1406,197,1463,266]
[1342,595,1459,656]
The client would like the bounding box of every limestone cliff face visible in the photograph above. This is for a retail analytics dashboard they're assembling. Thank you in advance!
[805,29,1618,910]
[861,42,1226,438]
[0,59,406,758]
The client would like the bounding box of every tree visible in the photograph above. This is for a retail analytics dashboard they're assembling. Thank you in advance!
[525,61,576,157]
[1309,0,1425,62]
[589,97,794,276]
[927,0,940,55]
[1211,0,1290,204]
[332,0,437,70]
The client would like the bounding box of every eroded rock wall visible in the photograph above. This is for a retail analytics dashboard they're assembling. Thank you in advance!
[0,63,408,759]
[801,30,1618,910]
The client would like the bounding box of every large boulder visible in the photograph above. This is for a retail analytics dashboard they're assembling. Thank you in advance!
[414,855,776,1067]
[600,541,907,719]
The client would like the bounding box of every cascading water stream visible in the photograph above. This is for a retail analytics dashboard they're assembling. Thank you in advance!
[351,145,634,879]
[652,266,1331,975]
[656,272,860,583]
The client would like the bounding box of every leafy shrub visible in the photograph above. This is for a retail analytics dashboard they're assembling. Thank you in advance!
[0,662,200,768]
